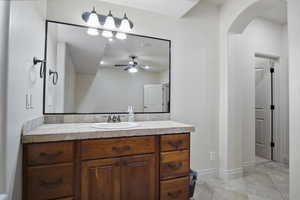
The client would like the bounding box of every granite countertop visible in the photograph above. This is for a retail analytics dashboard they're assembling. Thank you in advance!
[22,121,195,144]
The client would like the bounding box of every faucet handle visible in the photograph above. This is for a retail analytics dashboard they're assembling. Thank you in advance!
[117,115,121,122]
[107,115,112,123]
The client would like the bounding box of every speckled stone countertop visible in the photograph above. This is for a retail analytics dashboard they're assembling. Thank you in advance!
[22,121,195,144]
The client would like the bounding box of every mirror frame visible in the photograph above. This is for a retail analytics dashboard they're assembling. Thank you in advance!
[43,20,171,115]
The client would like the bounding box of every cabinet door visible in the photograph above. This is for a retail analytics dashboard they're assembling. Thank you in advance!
[121,154,156,200]
[81,158,121,200]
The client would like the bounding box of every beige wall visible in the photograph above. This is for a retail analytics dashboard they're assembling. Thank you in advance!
[0,0,10,195]
[288,0,300,199]
[6,1,46,199]
[47,0,220,174]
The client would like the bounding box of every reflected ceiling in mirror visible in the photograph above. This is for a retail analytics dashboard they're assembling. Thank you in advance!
[44,21,171,114]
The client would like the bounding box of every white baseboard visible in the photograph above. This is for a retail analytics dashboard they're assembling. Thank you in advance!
[242,161,255,171]
[219,167,243,180]
[197,168,218,179]
[0,194,7,200]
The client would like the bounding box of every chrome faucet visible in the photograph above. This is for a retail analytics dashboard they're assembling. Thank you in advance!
[107,115,121,123]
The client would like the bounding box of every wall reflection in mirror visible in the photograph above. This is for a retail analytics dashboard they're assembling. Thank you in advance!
[44,21,170,114]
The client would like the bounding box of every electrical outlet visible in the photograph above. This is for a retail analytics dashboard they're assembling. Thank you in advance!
[210,152,216,161]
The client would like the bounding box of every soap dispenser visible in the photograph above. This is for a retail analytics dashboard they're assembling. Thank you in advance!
[128,105,135,122]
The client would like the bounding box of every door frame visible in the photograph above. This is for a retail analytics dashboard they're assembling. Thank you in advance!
[254,53,281,161]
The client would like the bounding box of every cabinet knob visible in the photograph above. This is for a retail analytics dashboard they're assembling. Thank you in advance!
[167,162,183,170]
[167,190,182,199]
[40,178,63,188]
[168,140,183,149]
[39,151,63,159]
[112,146,130,153]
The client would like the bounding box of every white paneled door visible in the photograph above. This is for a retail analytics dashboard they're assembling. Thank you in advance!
[255,57,272,160]
[143,84,163,112]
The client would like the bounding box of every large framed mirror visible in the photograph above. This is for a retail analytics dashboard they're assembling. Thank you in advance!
[43,20,171,114]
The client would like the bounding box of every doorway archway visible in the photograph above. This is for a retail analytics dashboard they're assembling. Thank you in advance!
[218,0,288,179]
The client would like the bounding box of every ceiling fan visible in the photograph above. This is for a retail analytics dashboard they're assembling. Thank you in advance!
[114,55,148,72]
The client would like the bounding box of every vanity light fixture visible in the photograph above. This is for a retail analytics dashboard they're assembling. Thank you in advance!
[87,28,99,36]
[102,30,113,38]
[86,7,100,36]
[104,11,116,30]
[87,7,100,27]
[82,8,134,38]
[116,32,127,40]
[119,14,131,32]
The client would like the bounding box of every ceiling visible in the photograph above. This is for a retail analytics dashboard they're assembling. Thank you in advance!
[258,0,287,24]
[98,0,201,18]
[51,23,169,74]
[207,0,227,5]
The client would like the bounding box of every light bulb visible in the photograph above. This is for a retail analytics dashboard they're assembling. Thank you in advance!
[144,65,150,69]
[87,28,99,36]
[128,67,138,73]
[120,14,131,32]
[87,10,100,27]
[116,32,127,40]
[104,11,116,30]
[100,60,104,65]
[102,30,113,38]
[108,38,113,42]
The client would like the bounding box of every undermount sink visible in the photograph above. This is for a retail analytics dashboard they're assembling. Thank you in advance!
[91,122,139,129]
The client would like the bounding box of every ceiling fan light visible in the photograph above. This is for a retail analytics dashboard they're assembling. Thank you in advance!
[104,11,116,30]
[128,67,138,73]
[102,30,113,38]
[116,32,127,40]
[120,14,131,32]
[87,9,100,27]
[87,27,99,36]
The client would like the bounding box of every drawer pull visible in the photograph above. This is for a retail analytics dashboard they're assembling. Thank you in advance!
[39,151,63,159]
[112,146,130,153]
[168,140,183,149]
[167,190,182,199]
[40,178,63,188]
[167,162,183,170]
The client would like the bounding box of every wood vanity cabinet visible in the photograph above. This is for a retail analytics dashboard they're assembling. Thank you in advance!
[23,133,190,200]
[81,154,155,200]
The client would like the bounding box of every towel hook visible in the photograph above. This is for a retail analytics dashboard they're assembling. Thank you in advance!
[33,57,46,78]
[49,69,58,85]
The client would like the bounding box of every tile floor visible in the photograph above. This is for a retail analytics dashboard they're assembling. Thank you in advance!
[193,159,289,200]
[255,156,270,165]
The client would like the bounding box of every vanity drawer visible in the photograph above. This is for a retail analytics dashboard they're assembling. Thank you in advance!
[160,177,189,200]
[160,150,189,179]
[26,163,74,200]
[81,136,155,160]
[25,141,74,166]
[160,134,189,152]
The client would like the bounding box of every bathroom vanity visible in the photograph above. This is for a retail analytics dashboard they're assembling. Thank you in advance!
[22,121,195,200]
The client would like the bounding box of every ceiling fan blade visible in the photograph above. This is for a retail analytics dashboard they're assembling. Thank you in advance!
[114,64,128,67]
